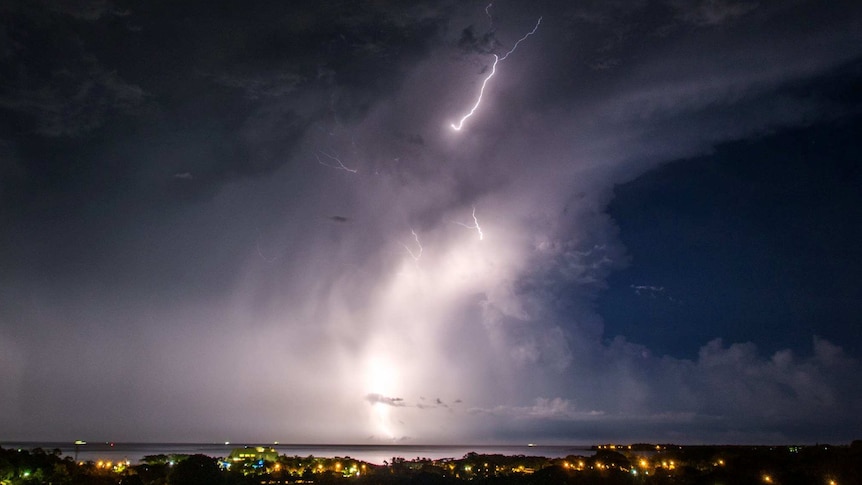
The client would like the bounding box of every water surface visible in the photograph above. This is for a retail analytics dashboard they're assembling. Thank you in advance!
[0,442,595,465]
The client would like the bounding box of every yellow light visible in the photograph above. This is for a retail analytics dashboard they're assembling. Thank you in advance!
[640,459,648,467]
[763,475,773,483]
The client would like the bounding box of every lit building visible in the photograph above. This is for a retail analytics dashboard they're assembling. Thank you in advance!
[228,446,278,463]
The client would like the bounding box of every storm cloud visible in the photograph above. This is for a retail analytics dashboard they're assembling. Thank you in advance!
[1,0,861,444]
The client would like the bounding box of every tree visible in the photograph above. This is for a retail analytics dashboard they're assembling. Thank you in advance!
[168,454,222,485]
[120,474,145,485]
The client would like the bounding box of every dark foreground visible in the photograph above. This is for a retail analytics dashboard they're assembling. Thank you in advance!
[2,442,860,485]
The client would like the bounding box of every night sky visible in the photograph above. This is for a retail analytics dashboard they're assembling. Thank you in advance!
[1,0,861,445]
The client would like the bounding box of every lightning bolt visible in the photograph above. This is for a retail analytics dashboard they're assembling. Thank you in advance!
[454,206,484,241]
[485,3,494,30]
[401,229,423,261]
[499,16,542,61]
[315,149,358,173]
[450,16,542,131]
[450,56,499,132]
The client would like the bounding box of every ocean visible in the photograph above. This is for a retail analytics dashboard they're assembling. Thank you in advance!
[0,442,595,466]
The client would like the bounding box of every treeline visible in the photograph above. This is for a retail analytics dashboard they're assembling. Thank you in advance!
[0,447,118,485]
[2,442,861,485]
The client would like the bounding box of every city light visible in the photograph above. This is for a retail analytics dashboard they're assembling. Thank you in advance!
[0,443,856,483]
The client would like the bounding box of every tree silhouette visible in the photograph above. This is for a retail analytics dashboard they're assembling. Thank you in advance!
[168,454,221,485]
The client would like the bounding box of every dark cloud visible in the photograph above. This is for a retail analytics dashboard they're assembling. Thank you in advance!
[34,0,120,21]
[0,11,147,137]
[667,0,760,26]
[457,25,498,55]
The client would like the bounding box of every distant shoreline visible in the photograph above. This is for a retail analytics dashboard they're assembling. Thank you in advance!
[0,442,596,466]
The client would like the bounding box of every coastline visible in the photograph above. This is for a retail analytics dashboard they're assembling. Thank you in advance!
[0,442,595,465]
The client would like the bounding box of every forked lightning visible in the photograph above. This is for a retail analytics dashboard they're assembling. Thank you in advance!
[455,207,484,241]
[401,229,424,261]
[316,149,358,173]
[450,16,542,131]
